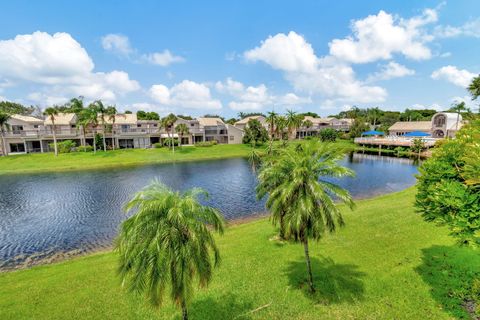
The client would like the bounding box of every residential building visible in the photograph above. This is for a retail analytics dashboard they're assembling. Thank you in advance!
[388,112,464,138]
[234,115,267,130]
[0,114,245,155]
[296,116,353,138]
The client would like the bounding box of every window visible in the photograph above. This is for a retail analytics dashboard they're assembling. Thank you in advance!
[11,125,23,133]
[9,143,25,153]
[33,125,39,129]
[137,124,142,128]
[71,124,76,128]
[153,124,158,127]
[190,123,195,127]
[229,136,234,141]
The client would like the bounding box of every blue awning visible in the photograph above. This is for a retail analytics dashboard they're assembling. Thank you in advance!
[404,131,430,137]
[361,130,384,136]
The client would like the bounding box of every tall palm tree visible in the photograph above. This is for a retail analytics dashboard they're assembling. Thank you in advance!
[116,181,225,320]
[468,75,480,114]
[266,111,277,140]
[367,107,381,127]
[0,112,11,156]
[302,119,313,138]
[85,105,99,154]
[175,123,189,146]
[161,113,178,152]
[92,100,107,151]
[275,116,287,141]
[43,107,59,156]
[451,101,467,131]
[285,110,303,140]
[106,106,117,150]
[257,140,355,293]
[70,97,86,146]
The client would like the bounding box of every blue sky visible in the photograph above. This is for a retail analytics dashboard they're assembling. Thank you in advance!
[0,0,479,117]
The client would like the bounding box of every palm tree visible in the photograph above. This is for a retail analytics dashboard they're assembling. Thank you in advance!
[85,105,99,154]
[367,107,381,127]
[106,106,117,150]
[70,97,86,146]
[92,100,107,151]
[285,110,303,140]
[0,112,11,156]
[43,107,59,156]
[257,140,355,292]
[266,111,277,140]
[468,75,480,114]
[161,113,178,152]
[175,123,189,146]
[275,116,287,141]
[450,101,467,131]
[116,181,225,320]
[302,119,313,138]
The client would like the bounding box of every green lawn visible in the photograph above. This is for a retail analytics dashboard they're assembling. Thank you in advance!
[0,188,477,319]
[0,140,355,175]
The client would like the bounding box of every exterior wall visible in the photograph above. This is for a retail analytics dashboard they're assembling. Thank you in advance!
[226,125,243,144]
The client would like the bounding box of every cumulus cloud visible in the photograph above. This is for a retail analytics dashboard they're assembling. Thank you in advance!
[431,65,476,87]
[215,77,311,111]
[366,61,415,82]
[0,31,140,105]
[329,9,437,64]
[101,34,133,56]
[243,31,387,104]
[101,33,184,67]
[150,80,222,110]
[245,31,318,73]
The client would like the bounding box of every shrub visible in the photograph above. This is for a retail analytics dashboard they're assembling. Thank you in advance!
[410,138,426,154]
[195,141,217,147]
[416,119,480,247]
[163,138,179,147]
[242,119,268,145]
[77,145,93,152]
[153,142,163,148]
[49,140,76,153]
[319,128,338,142]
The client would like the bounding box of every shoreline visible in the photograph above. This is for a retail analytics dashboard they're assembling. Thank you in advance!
[0,188,414,273]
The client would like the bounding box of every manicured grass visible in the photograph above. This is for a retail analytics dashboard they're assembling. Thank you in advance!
[0,188,477,319]
[0,140,355,175]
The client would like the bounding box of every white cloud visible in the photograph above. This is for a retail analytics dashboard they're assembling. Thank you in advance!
[244,32,387,105]
[410,103,441,111]
[27,92,70,106]
[0,31,140,105]
[245,31,318,73]
[101,33,184,67]
[150,80,222,110]
[431,65,476,87]
[434,18,480,38]
[366,61,415,82]
[143,50,185,66]
[101,34,133,56]
[329,9,437,64]
[216,77,311,111]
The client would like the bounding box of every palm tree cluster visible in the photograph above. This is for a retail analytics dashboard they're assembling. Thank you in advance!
[265,109,305,142]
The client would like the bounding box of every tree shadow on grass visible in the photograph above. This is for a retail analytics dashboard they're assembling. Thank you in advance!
[284,256,365,304]
[186,294,255,320]
[176,147,196,154]
[415,245,480,319]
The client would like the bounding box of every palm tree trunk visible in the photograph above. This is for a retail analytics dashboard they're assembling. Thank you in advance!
[93,130,97,154]
[279,213,285,239]
[303,238,315,293]
[112,122,116,150]
[52,125,58,156]
[102,124,107,151]
[82,126,87,150]
[181,300,188,320]
[1,131,7,156]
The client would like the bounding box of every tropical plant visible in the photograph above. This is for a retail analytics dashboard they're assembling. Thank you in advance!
[175,123,189,146]
[416,119,480,246]
[285,110,303,140]
[449,101,467,131]
[106,106,117,150]
[0,112,11,156]
[256,140,355,292]
[410,138,425,155]
[85,105,99,154]
[367,107,382,127]
[116,181,225,320]
[242,119,268,145]
[43,107,59,156]
[468,75,480,104]
[49,140,76,153]
[161,113,178,152]
[69,97,87,147]
[92,100,107,151]
[348,118,370,138]
[319,128,338,142]
[302,119,313,130]
[266,111,278,140]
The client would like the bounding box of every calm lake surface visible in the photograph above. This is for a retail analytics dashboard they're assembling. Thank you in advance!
[0,153,418,268]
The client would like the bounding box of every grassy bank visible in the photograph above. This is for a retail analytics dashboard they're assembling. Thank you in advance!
[0,140,355,175]
[1,188,477,319]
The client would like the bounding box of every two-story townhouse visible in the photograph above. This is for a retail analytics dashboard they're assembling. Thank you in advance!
[1,114,45,154]
[234,115,268,130]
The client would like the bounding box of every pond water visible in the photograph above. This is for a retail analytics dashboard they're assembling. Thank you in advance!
[0,153,418,268]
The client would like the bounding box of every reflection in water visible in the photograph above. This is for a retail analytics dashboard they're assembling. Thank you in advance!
[0,154,418,267]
